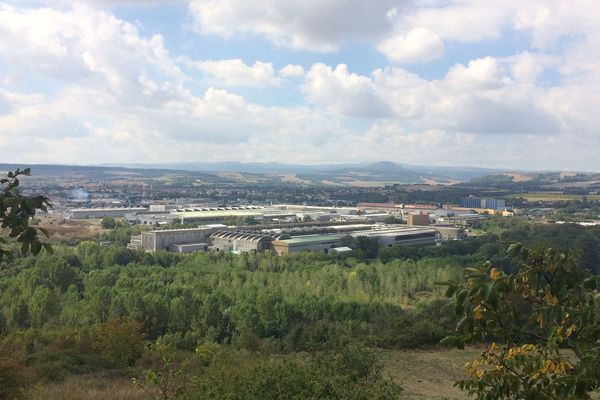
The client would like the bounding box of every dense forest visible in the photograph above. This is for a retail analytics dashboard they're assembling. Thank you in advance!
[1,217,600,398]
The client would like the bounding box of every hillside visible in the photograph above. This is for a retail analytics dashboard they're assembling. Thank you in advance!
[467,171,600,190]
[1,162,496,187]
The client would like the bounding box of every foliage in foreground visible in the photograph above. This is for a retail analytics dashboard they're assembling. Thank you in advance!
[445,244,600,399]
[0,168,52,265]
[134,344,401,400]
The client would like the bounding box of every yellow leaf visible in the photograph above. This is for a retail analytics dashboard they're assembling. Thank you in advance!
[473,305,485,320]
[545,292,559,305]
[536,314,545,328]
[490,268,502,280]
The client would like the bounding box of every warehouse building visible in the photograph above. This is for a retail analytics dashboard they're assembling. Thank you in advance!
[66,206,148,219]
[459,197,506,210]
[129,226,220,252]
[351,226,440,248]
[171,208,296,225]
[432,226,467,240]
[271,225,440,254]
[170,243,209,254]
[210,231,289,253]
[271,234,347,254]
[407,212,430,226]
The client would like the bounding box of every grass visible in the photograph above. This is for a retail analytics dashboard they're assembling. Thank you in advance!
[507,193,600,201]
[27,374,150,400]
[380,348,480,400]
[26,348,480,400]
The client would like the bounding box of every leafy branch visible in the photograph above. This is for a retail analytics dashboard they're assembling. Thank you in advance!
[0,168,53,265]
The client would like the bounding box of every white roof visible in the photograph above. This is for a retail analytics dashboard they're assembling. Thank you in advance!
[332,246,353,252]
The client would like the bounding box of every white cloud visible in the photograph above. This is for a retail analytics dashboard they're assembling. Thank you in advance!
[2,1,600,170]
[378,27,444,63]
[279,64,305,78]
[504,52,555,83]
[0,4,349,164]
[192,59,279,87]
[444,57,508,91]
[303,63,392,117]
[303,58,562,136]
[398,1,512,43]
[0,3,186,98]
[188,0,406,51]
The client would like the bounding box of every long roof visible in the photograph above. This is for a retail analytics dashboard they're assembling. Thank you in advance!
[69,207,147,212]
[276,234,347,245]
[210,230,273,242]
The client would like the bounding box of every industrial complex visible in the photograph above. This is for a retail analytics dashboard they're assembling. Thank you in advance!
[120,202,479,255]
[128,223,442,255]
[50,199,509,255]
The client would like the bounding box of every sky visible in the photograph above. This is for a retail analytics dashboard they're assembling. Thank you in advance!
[0,0,599,171]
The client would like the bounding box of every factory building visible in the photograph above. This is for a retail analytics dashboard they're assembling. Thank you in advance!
[171,243,209,254]
[351,226,440,248]
[271,226,440,254]
[240,219,373,231]
[437,213,487,227]
[172,208,296,225]
[271,234,347,254]
[129,226,219,252]
[459,197,506,210]
[128,204,377,227]
[431,226,467,240]
[407,212,430,226]
[66,207,148,219]
[210,231,289,253]
[125,204,461,255]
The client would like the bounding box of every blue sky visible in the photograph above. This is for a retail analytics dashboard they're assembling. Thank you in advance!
[0,0,599,170]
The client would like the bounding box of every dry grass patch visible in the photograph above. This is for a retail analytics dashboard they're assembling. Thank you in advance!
[27,374,149,400]
[380,348,481,400]
[37,217,105,242]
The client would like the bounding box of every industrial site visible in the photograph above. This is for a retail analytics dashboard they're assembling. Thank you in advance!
[61,202,501,255]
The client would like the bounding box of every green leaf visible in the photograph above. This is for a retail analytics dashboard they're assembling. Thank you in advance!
[43,243,54,254]
[446,284,457,298]
[507,243,523,257]
[31,240,42,256]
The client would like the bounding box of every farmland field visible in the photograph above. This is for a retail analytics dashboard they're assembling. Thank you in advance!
[507,193,600,201]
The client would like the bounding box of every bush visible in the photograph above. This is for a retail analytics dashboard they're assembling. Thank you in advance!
[100,217,117,229]
[0,357,27,400]
[94,318,144,368]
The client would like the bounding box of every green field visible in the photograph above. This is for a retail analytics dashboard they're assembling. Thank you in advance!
[507,193,600,201]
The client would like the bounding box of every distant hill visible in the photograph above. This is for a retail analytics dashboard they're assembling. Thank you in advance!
[8,162,594,188]
[467,172,600,189]
[98,161,499,184]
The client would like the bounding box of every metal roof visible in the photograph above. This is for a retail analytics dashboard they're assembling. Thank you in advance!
[210,230,273,242]
[69,207,147,212]
[276,234,347,245]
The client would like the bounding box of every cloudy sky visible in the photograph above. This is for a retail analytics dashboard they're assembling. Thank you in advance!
[0,0,599,170]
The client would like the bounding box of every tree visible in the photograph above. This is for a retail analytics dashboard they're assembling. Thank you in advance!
[0,168,52,265]
[222,215,238,226]
[243,216,258,225]
[101,216,117,229]
[444,244,600,399]
[356,236,380,259]
[94,317,144,368]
